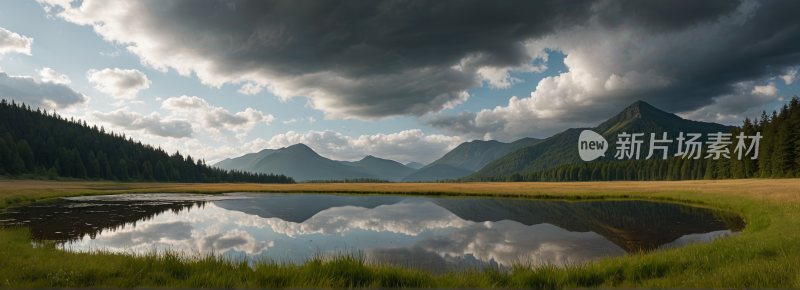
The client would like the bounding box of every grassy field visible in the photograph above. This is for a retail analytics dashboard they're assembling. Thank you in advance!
[1,179,799,288]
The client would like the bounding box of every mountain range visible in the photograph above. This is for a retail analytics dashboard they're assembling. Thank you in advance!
[337,156,417,181]
[404,162,425,169]
[215,100,736,182]
[400,137,541,181]
[471,100,734,177]
[214,144,382,181]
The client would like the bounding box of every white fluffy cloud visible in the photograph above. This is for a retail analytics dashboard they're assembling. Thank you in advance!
[237,82,265,95]
[37,67,71,84]
[87,95,274,140]
[161,95,275,139]
[88,217,272,256]
[282,117,315,125]
[781,68,798,85]
[193,229,271,255]
[87,107,193,138]
[0,71,88,109]
[263,129,464,163]
[0,27,32,57]
[87,68,151,99]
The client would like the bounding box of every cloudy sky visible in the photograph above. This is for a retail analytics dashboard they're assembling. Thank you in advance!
[1,0,798,164]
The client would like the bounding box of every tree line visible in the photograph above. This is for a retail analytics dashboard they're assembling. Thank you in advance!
[303,178,393,183]
[0,99,294,183]
[464,96,800,182]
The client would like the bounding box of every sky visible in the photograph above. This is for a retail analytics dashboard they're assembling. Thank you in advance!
[1,0,798,165]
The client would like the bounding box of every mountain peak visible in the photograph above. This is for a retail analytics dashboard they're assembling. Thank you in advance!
[359,155,379,162]
[601,100,679,127]
[282,143,318,155]
[286,143,311,149]
[617,100,651,119]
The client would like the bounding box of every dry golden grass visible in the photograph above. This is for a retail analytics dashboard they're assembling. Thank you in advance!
[2,179,799,204]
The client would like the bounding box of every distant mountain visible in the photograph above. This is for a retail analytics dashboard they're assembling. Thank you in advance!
[213,149,277,171]
[404,162,425,169]
[400,164,475,182]
[337,155,416,181]
[401,137,541,182]
[472,100,735,177]
[214,144,381,181]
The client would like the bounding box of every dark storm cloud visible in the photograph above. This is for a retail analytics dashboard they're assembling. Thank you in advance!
[596,0,743,32]
[626,0,800,113]
[43,0,601,119]
[426,0,800,139]
[152,0,590,77]
[119,0,602,119]
[42,0,800,127]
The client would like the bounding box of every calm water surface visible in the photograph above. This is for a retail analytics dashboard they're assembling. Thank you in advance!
[0,193,744,271]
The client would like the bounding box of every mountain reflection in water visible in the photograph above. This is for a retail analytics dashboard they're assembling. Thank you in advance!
[0,193,744,272]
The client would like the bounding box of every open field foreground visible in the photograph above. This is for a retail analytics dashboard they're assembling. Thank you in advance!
[1,179,800,288]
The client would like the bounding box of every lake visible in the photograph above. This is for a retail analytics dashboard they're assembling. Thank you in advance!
[0,193,744,272]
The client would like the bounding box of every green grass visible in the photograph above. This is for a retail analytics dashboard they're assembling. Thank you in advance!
[2,186,800,288]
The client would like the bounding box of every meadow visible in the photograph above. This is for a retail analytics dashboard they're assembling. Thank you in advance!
[1,179,799,288]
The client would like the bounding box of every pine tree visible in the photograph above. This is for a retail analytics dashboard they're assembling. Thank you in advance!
[47,166,59,180]
[11,151,26,174]
[118,159,129,181]
[87,151,100,178]
[16,140,35,172]
[143,161,154,180]
[105,164,115,181]
[171,168,181,182]
[97,152,109,179]
[0,138,11,174]
[53,159,61,177]
[74,149,88,179]
[704,158,716,180]
[155,161,167,182]
[44,137,57,167]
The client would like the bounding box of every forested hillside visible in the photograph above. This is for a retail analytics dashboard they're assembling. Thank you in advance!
[0,99,294,183]
[465,96,800,182]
